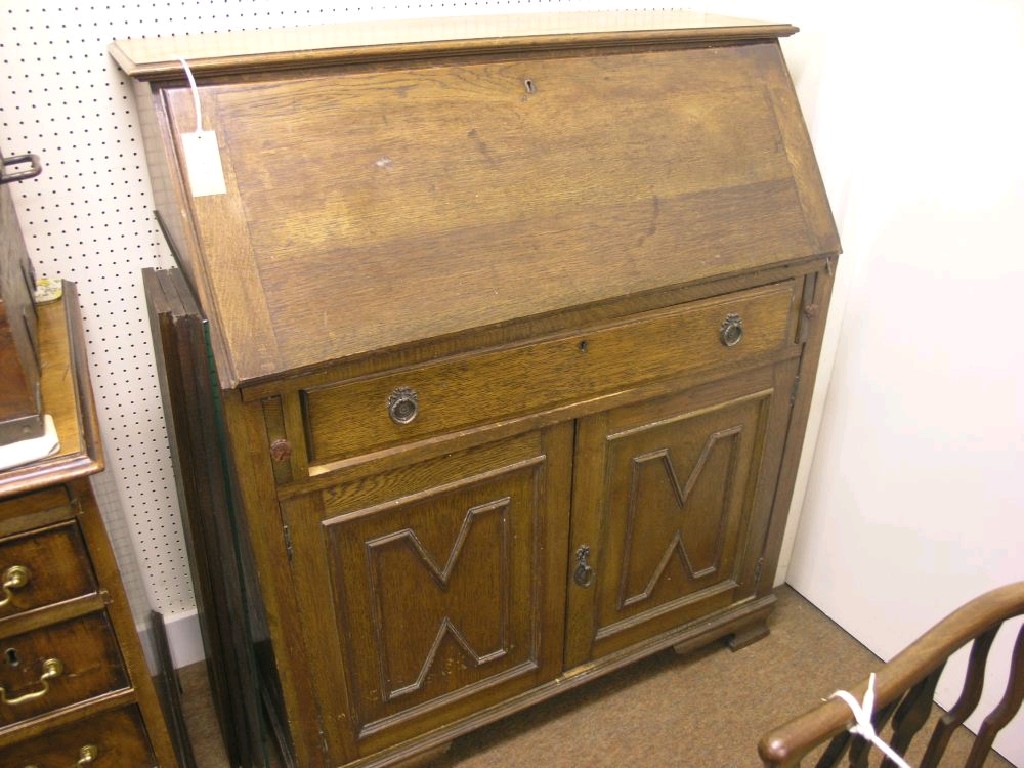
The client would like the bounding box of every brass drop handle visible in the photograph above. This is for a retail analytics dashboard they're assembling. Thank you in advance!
[0,657,63,706]
[21,744,96,768]
[1,564,32,607]
[573,545,595,588]
[720,313,743,347]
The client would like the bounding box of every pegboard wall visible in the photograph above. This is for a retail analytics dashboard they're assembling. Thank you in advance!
[2,0,706,635]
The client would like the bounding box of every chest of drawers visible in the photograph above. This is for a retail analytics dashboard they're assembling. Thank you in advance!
[116,11,840,767]
[0,287,178,766]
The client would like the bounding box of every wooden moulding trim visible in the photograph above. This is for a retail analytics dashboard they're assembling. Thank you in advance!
[0,502,73,538]
[346,594,776,768]
[280,349,802,499]
[238,258,827,400]
[0,687,136,744]
[111,17,798,82]
[0,593,107,640]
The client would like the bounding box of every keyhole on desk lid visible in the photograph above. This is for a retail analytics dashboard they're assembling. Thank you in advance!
[5,647,20,667]
[524,78,537,95]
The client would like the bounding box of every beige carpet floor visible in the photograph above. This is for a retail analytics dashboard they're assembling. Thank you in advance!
[178,586,1015,767]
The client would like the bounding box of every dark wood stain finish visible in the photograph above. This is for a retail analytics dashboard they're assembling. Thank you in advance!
[759,582,1024,768]
[0,290,179,766]
[1,705,156,766]
[143,266,267,768]
[121,12,839,768]
[0,523,96,619]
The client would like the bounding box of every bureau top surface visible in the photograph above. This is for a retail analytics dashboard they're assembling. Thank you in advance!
[112,15,839,389]
[110,11,795,79]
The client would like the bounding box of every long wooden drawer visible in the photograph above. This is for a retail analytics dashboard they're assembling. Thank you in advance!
[1,705,155,766]
[0,522,96,621]
[300,281,798,467]
[0,612,128,726]
[0,487,72,530]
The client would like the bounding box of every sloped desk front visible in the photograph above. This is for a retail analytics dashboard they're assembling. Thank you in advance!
[119,12,840,767]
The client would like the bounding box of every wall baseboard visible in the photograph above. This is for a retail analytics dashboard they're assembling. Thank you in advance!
[137,608,205,672]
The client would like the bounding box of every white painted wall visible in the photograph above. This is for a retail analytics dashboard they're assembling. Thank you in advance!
[716,0,1024,763]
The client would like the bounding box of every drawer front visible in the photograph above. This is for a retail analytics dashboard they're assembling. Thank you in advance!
[0,522,97,620]
[0,612,128,726]
[1,705,155,767]
[302,281,797,468]
[0,487,71,530]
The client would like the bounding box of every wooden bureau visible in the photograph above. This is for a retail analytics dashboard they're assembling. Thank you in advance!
[113,11,840,767]
[0,287,177,766]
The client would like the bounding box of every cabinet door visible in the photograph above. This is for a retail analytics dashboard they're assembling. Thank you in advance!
[282,425,572,758]
[564,365,795,668]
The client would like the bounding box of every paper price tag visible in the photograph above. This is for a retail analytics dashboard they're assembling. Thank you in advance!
[181,130,227,197]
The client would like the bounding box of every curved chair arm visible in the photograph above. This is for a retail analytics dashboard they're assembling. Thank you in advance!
[759,582,1024,767]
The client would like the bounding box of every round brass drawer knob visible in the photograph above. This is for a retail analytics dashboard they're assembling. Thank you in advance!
[269,439,292,463]
[720,313,743,347]
[388,387,419,425]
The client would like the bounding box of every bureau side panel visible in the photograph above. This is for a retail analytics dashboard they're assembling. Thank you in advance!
[220,390,334,767]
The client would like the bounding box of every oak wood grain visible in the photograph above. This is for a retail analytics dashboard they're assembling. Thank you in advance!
[126,16,841,767]
[283,424,572,760]
[239,259,818,403]
[110,11,796,80]
[302,282,797,468]
[145,38,831,386]
[564,364,795,668]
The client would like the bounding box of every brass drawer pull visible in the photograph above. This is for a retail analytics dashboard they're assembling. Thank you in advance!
[719,313,743,347]
[573,545,595,588]
[269,438,292,463]
[0,656,63,706]
[1,565,32,607]
[387,387,419,425]
[22,744,97,768]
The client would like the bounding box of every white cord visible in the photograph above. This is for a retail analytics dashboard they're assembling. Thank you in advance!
[830,673,912,768]
[178,57,202,133]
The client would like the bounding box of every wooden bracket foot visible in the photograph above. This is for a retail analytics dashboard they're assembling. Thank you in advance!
[726,619,770,651]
